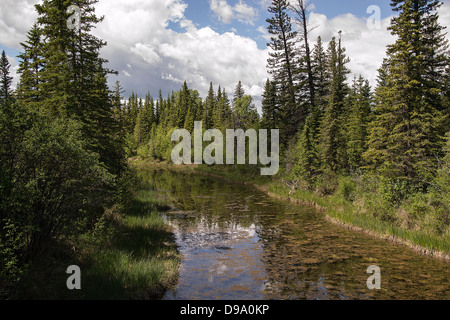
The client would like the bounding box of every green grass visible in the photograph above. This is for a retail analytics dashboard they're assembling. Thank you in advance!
[267,181,449,256]
[79,188,180,300]
[15,176,180,300]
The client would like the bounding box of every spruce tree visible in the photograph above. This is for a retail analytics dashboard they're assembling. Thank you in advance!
[213,86,224,129]
[266,0,302,143]
[291,113,320,186]
[233,81,245,103]
[365,0,449,184]
[346,75,372,171]
[203,82,215,128]
[19,0,125,174]
[290,0,315,109]
[318,33,350,175]
[0,51,13,109]
[17,24,43,107]
[311,36,330,110]
[261,79,279,130]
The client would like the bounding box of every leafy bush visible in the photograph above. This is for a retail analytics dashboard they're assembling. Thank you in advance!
[377,176,411,206]
[337,176,357,202]
[315,171,339,196]
[0,107,117,297]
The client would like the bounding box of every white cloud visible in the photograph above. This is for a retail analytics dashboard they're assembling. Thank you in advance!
[307,12,395,87]
[306,3,450,87]
[210,0,234,24]
[130,43,162,65]
[122,70,132,78]
[209,0,258,25]
[162,72,184,84]
[257,25,271,41]
[2,0,449,112]
[0,0,40,49]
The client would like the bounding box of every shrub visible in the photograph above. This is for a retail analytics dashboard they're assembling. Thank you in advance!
[0,109,116,296]
[337,176,357,202]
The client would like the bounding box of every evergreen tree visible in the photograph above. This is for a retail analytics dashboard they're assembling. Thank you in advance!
[112,80,125,131]
[18,0,125,174]
[233,81,245,103]
[203,82,215,128]
[311,36,330,110]
[220,88,232,128]
[364,0,449,183]
[0,51,13,109]
[318,33,350,175]
[261,79,279,130]
[233,95,259,130]
[346,75,372,171]
[266,0,302,143]
[291,113,321,186]
[290,0,315,109]
[213,86,224,128]
[17,24,44,107]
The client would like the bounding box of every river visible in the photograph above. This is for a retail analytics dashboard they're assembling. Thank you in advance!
[140,169,449,300]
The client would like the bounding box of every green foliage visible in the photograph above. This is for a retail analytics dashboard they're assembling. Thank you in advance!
[364,0,447,183]
[337,176,357,202]
[266,0,303,143]
[233,95,259,129]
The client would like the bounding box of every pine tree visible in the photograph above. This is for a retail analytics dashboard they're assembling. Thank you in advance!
[346,75,372,171]
[17,24,44,107]
[261,79,279,130]
[318,33,350,175]
[311,36,330,110]
[220,88,232,128]
[0,51,13,109]
[184,102,195,132]
[266,0,302,143]
[212,86,224,129]
[364,0,449,183]
[141,92,154,138]
[290,0,315,108]
[233,95,259,130]
[203,82,215,128]
[233,81,245,103]
[19,0,125,174]
[291,113,320,186]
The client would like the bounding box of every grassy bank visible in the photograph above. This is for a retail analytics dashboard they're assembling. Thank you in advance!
[15,168,180,300]
[190,163,450,261]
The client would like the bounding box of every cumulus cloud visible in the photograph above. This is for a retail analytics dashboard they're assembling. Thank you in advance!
[209,0,258,25]
[2,0,449,111]
[306,12,396,86]
[0,0,39,49]
[306,3,450,87]
[91,0,269,107]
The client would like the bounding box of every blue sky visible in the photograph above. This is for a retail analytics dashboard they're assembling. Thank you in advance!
[1,0,449,110]
[1,0,397,57]
[172,0,395,50]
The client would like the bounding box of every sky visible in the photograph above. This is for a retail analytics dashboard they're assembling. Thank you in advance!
[0,0,449,111]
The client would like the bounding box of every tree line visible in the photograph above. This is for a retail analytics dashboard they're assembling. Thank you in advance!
[118,0,448,237]
[0,0,448,298]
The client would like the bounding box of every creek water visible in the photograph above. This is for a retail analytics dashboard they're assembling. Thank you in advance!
[142,169,449,300]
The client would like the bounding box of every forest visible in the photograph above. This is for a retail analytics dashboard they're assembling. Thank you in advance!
[0,0,449,299]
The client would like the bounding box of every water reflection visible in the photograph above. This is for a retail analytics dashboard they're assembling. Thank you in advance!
[140,169,449,300]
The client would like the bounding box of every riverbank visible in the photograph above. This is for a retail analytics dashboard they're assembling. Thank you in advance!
[15,167,180,300]
[196,166,450,261]
[131,159,449,261]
